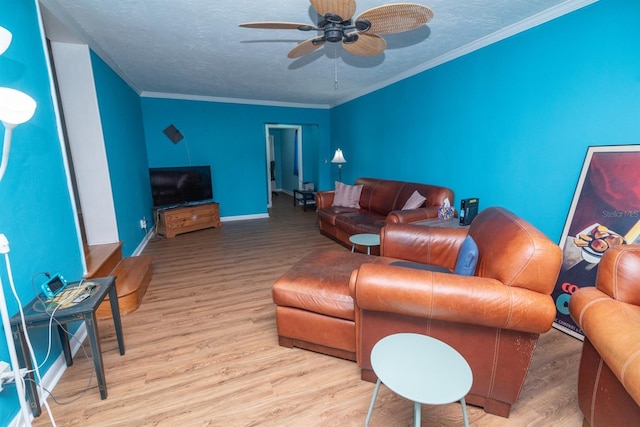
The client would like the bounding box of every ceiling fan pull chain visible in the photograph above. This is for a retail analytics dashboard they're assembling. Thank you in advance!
[334,46,339,90]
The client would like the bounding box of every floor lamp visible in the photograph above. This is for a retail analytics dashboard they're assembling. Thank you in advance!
[331,148,347,182]
[0,26,38,426]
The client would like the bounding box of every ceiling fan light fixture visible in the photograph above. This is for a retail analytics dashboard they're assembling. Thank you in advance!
[355,18,371,32]
[311,37,326,46]
[343,33,359,44]
[324,13,344,24]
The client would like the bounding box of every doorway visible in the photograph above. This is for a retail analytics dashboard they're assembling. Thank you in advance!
[265,124,303,209]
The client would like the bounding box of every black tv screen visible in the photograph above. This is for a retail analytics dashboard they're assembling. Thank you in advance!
[149,166,213,208]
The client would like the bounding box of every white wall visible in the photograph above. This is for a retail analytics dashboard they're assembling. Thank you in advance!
[49,42,118,245]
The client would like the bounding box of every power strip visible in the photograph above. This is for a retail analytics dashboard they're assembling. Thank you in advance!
[0,361,28,392]
[0,360,11,391]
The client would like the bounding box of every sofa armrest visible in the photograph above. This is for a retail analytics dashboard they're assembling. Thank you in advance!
[316,190,335,209]
[350,263,556,334]
[569,286,640,405]
[380,223,468,268]
[386,206,443,224]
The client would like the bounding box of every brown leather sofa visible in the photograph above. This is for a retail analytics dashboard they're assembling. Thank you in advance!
[316,177,454,251]
[569,245,640,427]
[349,207,562,417]
[273,207,561,417]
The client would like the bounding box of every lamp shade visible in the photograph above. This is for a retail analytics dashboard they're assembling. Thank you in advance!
[0,87,37,126]
[0,26,11,56]
[331,148,347,164]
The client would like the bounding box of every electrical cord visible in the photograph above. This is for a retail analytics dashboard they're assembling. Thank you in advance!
[5,252,57,426]
[29,273,86,371]
[24,360,94,405]
[9,271,96,424]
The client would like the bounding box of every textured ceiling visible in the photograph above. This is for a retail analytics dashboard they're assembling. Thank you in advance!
[39,0,595,108]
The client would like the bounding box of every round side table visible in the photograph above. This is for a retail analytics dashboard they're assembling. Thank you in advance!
[349,233,380,255]
[365,333,473,427]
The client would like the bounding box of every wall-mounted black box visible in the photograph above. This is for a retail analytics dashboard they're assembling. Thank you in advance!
[460,198,479,226]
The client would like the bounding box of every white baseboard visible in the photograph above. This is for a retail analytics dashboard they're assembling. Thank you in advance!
[221,213,269,222]
[132,228,154,256]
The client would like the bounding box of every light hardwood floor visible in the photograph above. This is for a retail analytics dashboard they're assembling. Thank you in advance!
[34,194,584,426]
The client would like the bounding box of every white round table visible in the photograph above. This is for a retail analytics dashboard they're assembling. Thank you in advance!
[349,233,380,255]
[365,333,473,427]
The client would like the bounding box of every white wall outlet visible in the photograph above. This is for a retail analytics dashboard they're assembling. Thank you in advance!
[139,218,147,229]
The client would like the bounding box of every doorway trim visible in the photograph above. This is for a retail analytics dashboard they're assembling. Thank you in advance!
[265,124,303,210]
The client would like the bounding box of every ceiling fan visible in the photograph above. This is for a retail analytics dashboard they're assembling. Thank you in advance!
[239,0,434,58]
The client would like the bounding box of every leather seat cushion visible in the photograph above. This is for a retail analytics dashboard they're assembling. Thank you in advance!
[317,206,361,226]
[335,212,387,235]
[273,249,375,321]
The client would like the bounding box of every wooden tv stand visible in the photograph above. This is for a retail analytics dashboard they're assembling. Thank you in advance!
[155,202,221,238]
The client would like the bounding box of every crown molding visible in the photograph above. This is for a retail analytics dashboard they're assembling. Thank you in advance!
[140,91,330,110]
[332,0,599,107]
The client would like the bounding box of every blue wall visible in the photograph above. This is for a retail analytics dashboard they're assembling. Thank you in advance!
[140,98,330,217]
[330,0,640,241]
[92,52,152,256]
[0,1,83,423]
[2,0,639,422]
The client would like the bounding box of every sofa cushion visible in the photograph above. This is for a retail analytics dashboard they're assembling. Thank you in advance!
[454,236,478,276]
[333,181,363,208]
[455,235,479,276]
[335,212,387,235]
[402,190,427,210]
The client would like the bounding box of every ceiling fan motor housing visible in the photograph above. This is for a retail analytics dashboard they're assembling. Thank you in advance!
[325,25,344,43]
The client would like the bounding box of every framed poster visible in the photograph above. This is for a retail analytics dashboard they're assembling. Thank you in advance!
[553,145,640,339]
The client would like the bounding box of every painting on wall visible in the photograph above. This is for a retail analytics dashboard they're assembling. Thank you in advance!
[552,145,640,339]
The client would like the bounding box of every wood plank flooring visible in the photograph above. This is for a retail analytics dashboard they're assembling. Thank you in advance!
[33,194,584,426]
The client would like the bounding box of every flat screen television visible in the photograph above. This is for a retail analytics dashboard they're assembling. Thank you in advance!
[149,166,213,208]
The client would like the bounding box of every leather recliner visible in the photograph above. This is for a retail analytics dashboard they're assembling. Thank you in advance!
[349,207,563,417]
[569,245,640,427]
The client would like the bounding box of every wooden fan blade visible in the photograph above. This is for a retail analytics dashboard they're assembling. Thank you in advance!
[288,38,326,58]
[310,0,356,21]
[342,33,387,56]
[357,3,434,35]
[239,22,312,30]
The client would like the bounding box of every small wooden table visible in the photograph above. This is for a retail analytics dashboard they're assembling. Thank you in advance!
[10,276,125,417]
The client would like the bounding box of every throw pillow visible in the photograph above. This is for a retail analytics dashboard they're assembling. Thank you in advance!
[332,181,363,208]
[454,236,479,276]
[402,190,427,210]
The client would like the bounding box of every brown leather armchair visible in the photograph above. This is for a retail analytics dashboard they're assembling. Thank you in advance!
[569,245,640,427]
[349,207,563,417]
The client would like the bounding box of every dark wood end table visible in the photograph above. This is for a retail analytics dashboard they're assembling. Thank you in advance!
[10,276,125,417]
[293,189,316,211]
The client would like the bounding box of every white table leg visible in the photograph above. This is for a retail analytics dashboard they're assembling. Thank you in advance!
[461,397,470,427]
[365,378,382,427]
[414,402,421,427]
